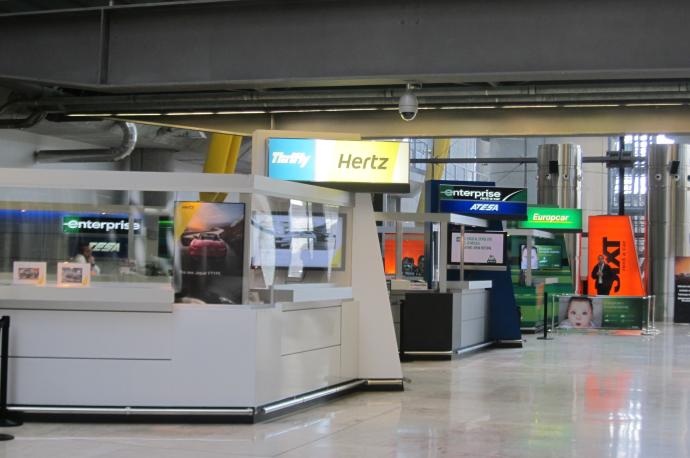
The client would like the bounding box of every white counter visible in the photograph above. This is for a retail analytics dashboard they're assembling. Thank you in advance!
[0,283,174,312]
[0,298,359,414]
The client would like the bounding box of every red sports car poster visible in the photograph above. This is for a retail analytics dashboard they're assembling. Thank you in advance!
[174,201,245,304]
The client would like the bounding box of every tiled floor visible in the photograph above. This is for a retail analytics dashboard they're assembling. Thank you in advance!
[2,325,689,457]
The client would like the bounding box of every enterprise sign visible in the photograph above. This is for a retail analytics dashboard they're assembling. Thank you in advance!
[267,138,410,192]
[438,184,527,219]
[517,206,583,232]
[62,216,141,235]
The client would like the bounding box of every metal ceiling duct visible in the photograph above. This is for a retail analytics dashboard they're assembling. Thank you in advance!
[34,121,137,163]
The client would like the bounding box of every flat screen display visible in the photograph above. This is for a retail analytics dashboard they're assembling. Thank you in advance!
[449,231,506,265]
[520,244,562,269]
[251,213,345,270]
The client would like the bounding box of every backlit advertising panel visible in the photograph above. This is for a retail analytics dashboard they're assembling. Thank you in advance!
[438,184,527,219]
[449,231,506,265]
[267,138,410,192]
[588,215,645,297]
[174,202,245,304]
[517,206,582,232]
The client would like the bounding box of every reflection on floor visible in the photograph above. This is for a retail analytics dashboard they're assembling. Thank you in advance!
[2,324,689,457]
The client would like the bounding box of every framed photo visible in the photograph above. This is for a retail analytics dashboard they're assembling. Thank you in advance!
[57,262,91,287]
[12,262,47,286]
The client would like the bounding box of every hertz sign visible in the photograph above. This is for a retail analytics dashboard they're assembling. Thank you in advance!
[267,138,410,192]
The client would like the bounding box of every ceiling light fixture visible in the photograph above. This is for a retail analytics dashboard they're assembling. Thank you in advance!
[66,113,112,117]
[625,102,684,107]
[439,106,497,110]
[322,107,379,112]
[562,104,620,108]
[216,110,267,115]
[164,112,215,116]
[269,109,324,114]
[114,113,162,116]
[502,105,559,109]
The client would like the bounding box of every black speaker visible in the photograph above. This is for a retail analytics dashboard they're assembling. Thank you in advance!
[548,160,559,174]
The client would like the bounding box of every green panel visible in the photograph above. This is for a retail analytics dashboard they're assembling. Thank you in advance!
[517,206,582,232]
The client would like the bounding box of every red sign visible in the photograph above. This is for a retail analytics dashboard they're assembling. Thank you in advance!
[588,216,645,296]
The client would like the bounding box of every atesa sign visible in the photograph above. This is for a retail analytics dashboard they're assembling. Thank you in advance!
[438,184,527,219]
[517,206,583,232]
[267,138,410,192]
[62,216,141,235]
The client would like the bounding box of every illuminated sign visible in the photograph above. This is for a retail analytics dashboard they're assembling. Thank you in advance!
[89,242,122,253]
[517,207,583,232]
[438,184,527,219]
[62,216,141,234]
[588,216,645,296]
[267,138,410,192]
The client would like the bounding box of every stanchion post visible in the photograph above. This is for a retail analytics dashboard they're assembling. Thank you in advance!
[0,316,21,433]
[537,292,553,341]
[642,295,660,336]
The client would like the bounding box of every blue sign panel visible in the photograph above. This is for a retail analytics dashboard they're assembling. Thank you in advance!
[434,183,528,220]
[267,138,317,181]
[439,199,527,218]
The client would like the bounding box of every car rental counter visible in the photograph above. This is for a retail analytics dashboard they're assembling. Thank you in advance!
[394,281,492,358]
[377,212,498,358]
[0,168,403,422]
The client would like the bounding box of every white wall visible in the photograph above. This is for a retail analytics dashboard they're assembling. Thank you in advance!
[0,129,116,170]
[0,129,126,205]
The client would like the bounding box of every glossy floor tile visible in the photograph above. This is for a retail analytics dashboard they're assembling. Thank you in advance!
[2,324,690,457]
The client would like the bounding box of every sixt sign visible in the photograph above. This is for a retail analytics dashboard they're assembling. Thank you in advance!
[438,184,527,219]
[62,216,141,235]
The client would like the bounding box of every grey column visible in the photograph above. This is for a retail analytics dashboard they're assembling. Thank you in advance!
[537,144,583,288]
[647,144,690,321]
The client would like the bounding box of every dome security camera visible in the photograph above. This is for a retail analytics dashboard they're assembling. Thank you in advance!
[399,85,419,121]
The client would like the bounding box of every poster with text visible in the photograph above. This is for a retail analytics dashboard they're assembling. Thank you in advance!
[174,202,245,304]
[450,232,505,265]
[674,257,690,323]
[588,216,645,296]
[558,295,645,330]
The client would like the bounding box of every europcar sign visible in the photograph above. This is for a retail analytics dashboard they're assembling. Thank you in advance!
[267,138,410,192]
[518,207,583,232]
[62,216,141,234]
[438,184,527,219]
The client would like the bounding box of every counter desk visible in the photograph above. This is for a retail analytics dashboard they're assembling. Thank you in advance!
[0,282,361,422]
[394,281,492,359]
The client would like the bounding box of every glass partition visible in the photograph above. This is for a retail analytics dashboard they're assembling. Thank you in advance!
[248,194,351,303]
[0,187,178,285]
[0,180,352,305]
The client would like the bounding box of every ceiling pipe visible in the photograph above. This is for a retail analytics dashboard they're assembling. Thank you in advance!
[0,111,45,129]
[34,121,137,163]
[13,81,690,115]
[410,156,644,164]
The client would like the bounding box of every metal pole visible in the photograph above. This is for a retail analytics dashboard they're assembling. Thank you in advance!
[537,291,553,340]
[395,221,403,279]
[618,135,625,216]
[0,316,20,434]
[642,295,660,336]
[459,225,465,283]
[525,236,533,287]
[439,223,448,293]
